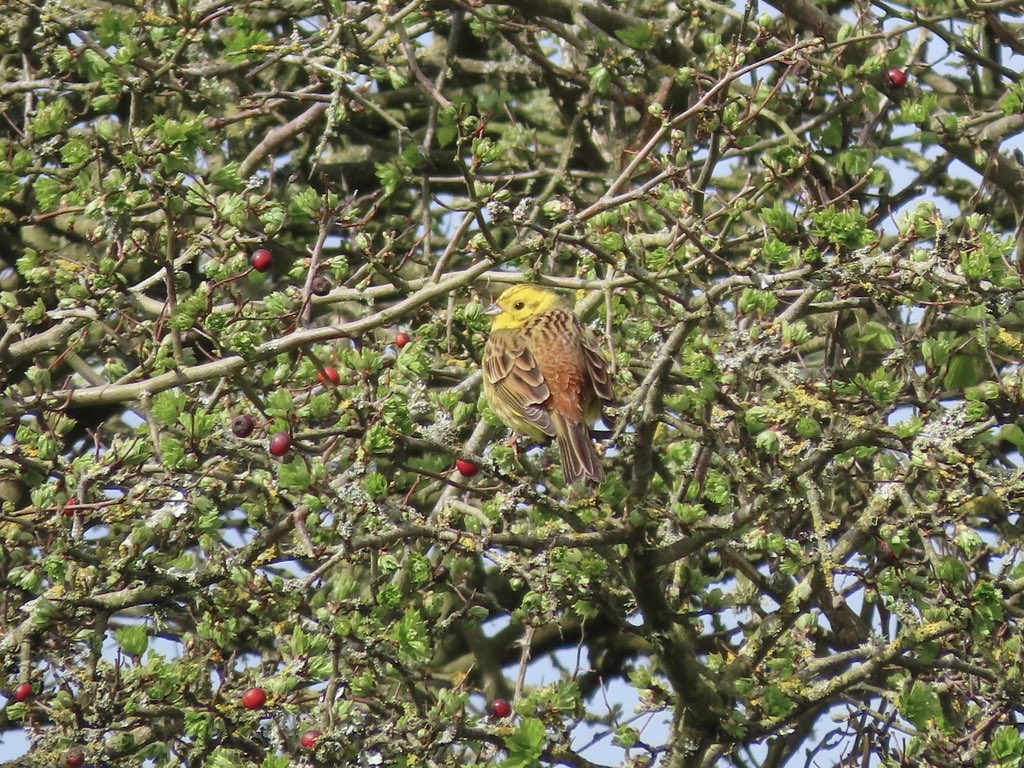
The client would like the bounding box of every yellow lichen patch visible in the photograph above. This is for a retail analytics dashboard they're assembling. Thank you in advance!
[792,386,829,413]
[252,545,280,568]
[141,12,178,26]
[55,258,84,273]
[45,582,66,599]
[996,328,1024,354]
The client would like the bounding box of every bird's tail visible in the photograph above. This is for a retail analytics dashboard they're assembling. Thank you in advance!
[555,415,604,484]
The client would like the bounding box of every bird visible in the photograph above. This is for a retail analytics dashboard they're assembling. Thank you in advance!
[482,284,614,484]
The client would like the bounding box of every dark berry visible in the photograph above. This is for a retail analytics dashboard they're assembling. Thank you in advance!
[65,747,85,768]
[311,276,332,296]
[885,69,907,89]
[242,686,267,710]
[251,248,273,272]
[232,414,255,438]
[490,698,512,718]
[431,565,450,583]
[269,431,293,457]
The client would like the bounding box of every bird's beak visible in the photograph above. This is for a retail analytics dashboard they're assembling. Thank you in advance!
[485,302,502,316]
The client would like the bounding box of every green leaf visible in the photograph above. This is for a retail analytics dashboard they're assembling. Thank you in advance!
[30,100,70,138]
[503,717,546,768]
[381,396,413,433]
[598,476,628,506]
[762,238,795,265]
[160,436,189,470]
[944,354,984,390]
[210,163,243,191]
[818,118,843,149]
[587,64,611,94]
[810,205,875,249]
[375,162,404,198]
[600,232,624,252]
[615,23,653,50]
[972,580,1005,637]
[855,321,897,350]
[365,424,394,454]
[259,201,286,234]
[900,681,944,730]
[33,176,64,211]
[1001,424,1024,451]
[761,685,796,717]
[152,390,188,427]
[835,148,871,176]
[154,113,209,153]
[265,389,296,419]
[80,49,112,80]
[264,291,291,317]
[392,608,431,662]
[673,502,705,524]
[737,288,779,316]
[795,417,821,439]
[613,726,640,748]
[60,138,93,166]
[437,110,458,147]
[365,472,389,499]
[179,412,217,440]
[289,187,322,220]
[922,337,950,368]
[962,247,992,281]
[278,457,311,491]
[116,624,149,657]
[184,710,214,741]
[935,557,967,586]
[755,430,781,454]
[208,748,244,768]
[218,193,246,227]
[992,725,1023,760]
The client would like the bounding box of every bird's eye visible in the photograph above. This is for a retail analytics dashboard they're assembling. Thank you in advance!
[513,301,525,310]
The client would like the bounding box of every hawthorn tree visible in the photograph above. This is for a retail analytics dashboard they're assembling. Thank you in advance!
[3,1,1024,767]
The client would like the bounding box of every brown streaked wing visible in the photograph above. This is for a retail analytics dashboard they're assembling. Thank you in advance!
[525,309,589,424]
[483,331,557,436]
[581,330,615,405]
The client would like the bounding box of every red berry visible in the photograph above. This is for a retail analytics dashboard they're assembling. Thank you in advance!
[232,414,255,438]
[242,686,267,710]
[395,332,411,349]
[269,431,293,457]
[65,747,85,768]
[251,248,272,272]
[62,499,78,517]
[490,698,512,718]
[13,682,32,702]
[300,730,322,749]
[879,541,899,564]
[319,366,341,386]
[456,459,479,478]
[885,69,907,89]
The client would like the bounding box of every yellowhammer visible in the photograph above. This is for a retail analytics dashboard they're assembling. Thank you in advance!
[482,284,614,484]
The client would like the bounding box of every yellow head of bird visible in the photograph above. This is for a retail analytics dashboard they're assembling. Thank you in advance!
[487,285,563,330]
